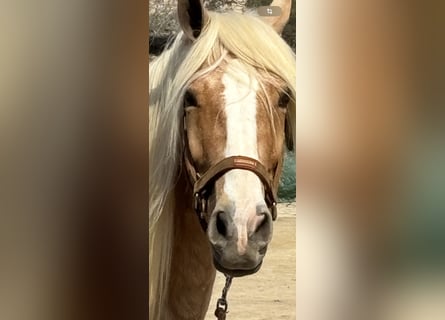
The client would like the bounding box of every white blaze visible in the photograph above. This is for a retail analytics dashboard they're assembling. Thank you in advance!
[222,60,266,254]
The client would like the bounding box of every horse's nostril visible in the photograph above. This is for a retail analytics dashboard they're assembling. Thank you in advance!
[216,211,227,237]
[252,208,272,242]
[254,208,271,231]
[255,213,267,233]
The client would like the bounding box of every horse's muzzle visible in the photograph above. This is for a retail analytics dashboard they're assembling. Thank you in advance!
[207,205,273,277]
[212,255,264,277]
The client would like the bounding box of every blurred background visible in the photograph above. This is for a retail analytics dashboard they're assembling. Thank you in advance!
[1,1,148,319]
[294,1,445,319]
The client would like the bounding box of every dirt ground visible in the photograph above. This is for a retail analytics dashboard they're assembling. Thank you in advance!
[205,202,296,320]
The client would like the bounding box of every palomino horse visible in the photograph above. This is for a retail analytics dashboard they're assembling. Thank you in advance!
[149,0,295,318]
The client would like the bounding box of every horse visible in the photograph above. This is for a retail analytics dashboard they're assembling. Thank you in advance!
[149,0,295,318]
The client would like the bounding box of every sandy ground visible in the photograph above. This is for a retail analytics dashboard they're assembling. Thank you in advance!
[205,202,296,320]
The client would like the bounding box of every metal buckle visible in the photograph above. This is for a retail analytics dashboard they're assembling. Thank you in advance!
[194,192,201,213]
[216,298,228,312]
[194,192,207,218]
[271,201,277,220]
[201,198,207,219]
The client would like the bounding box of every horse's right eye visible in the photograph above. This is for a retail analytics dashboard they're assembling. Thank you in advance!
[184,90,198,108]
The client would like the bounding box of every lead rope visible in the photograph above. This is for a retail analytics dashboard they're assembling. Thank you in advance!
[214,274,233,320]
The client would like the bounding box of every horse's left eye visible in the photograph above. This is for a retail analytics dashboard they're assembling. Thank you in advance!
[278,90,290,108]
[184,90,198,108]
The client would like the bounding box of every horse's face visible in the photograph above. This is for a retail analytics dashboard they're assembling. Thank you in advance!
[184,59,289,276]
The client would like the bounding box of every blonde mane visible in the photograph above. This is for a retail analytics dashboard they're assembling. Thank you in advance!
[149,10,295,319]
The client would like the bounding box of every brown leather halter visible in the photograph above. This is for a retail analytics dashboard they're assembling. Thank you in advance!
[183,115,282,230]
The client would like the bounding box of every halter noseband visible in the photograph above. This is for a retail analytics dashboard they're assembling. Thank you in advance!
[183,116,281,230]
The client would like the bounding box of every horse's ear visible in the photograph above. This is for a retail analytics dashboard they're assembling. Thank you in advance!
[177,0,209,41]
[261,0,292,34]
[285,115,294,151]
